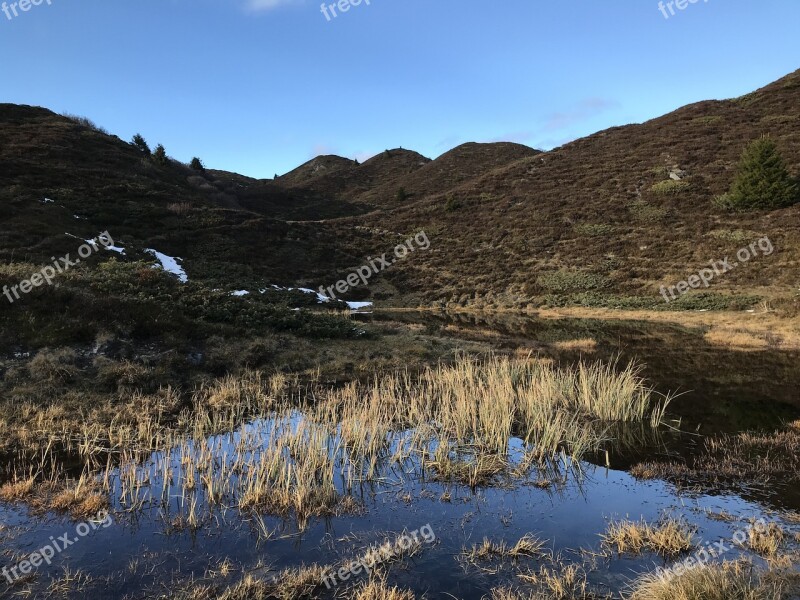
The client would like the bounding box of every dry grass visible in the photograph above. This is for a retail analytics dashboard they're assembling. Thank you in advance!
[703,329,777,350]
[464,534,547,563]
[534,307,800,351]
[0,473,36,502]
[351,579,416,600]
[745,523,786,557]
[630,423,800,487]
[3,356,671,530]
[518,563,593,599]
[628,560,800,600]
[1,472,109,519]
[602,518,695,557]
[552,338,598,353]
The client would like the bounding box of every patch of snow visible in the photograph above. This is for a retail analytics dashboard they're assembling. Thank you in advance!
[231,290,250,297]
[74,214,86,220]
[297,287,334,304]
[259,284,373,311]
[346,301,373,311]
[85,237,126,255]
[42,198,54,204]
[145,249,188,283]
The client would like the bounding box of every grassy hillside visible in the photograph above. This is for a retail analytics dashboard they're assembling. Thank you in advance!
[2,69,800,322]
[343,69,800,313]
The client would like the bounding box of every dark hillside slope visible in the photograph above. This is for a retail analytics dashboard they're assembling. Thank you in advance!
[342,70,800,311]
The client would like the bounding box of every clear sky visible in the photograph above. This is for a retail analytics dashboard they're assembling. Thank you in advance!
[1,0,798,178]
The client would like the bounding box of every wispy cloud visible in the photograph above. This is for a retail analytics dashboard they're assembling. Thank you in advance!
[243,0,303,13]
[309,143,339,158]
[542,98,620,132]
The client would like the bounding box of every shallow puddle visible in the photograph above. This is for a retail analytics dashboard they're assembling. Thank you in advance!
[2,313,800,599]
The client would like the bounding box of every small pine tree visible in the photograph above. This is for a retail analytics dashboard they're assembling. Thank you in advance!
[153,144,168,166]
[396,187,409,202]
[719,136,799,211]
[190,157,205,172]
[132,133,151,155]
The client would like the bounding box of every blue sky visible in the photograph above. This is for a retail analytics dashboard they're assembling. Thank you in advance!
[1,0,798,178]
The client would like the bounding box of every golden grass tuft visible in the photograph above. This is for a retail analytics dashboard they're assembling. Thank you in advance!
[745,522,786,557]
[352,579,416,600]
[0,474,36,502]
[552,338,598,353]
[602,518,694,557]
[465,534,547,563]
[517,562,592,599]
[628,560,799,600]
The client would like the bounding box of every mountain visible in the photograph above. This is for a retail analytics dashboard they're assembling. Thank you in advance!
[1,69,800,316]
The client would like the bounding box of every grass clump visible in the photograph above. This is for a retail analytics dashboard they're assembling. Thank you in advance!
[536,270,610,293]
[574,223,615,237]
[464,534,547,563]
[630,423,800,488]
[628,561,799,600]
[602,518,695,557]
[628,200,669,223]
[650,180,691,195]
[745,522,786,557]
[518,563,592,599]
[707,229,762,244]
[352,579,416,600]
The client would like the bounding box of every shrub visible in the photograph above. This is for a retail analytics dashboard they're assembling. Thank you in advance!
[396,187,409,202]
[190,157,205,172]
[62,113,108,134]
[28,348,79,382]
[720,136,799,211]
[153,144,168,166]
[445,196,462,212]
[132,133,151,155]
[536,270,609,293]
[629,200,668,223]
[650,180,690,195]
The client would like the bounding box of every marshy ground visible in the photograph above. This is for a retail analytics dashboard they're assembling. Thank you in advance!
[1,312,800,599]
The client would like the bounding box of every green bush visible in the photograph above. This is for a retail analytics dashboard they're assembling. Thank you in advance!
[628,201,668,223]
[719,136,799,211]
[650,180,690,195]
[445,196,462,212]
[536,270,610,293]
[190,157,205,172]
